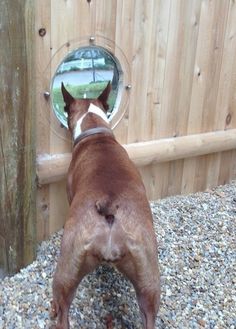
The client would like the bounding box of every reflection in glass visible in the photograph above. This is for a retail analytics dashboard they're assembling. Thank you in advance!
[51,46,121,128]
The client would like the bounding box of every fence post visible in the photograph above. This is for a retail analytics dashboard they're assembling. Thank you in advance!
[0,0,36,276]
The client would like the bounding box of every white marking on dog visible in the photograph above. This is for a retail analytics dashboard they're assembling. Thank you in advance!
[73,113,87,140]
[88,103,109,123]
[73,104,109,140]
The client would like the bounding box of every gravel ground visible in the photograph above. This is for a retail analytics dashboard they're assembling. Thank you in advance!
[0,182,235,329]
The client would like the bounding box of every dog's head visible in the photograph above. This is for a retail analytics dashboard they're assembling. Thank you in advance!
[61,82,111,135]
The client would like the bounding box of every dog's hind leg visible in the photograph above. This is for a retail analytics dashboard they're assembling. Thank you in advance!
[116,247,160,329]
[51,226,99,329]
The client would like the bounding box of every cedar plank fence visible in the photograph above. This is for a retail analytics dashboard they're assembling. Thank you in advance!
[1,0,236,276]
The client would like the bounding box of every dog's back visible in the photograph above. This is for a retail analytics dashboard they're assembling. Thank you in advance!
[67,136,155,264]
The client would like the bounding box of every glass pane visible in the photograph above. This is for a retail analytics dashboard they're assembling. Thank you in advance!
[51,46,121,128]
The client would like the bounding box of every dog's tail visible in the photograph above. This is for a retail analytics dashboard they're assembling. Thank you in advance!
[95,197,119,227]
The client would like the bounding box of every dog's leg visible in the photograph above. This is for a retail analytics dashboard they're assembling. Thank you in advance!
[51,263,78,329]
[51,227,99,329]
[116,248,160,329]
[136,286,160,329]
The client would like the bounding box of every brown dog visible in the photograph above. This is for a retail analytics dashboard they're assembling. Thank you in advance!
[51,82,160,329]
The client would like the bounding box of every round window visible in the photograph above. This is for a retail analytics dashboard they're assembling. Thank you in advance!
[51,46,122,128]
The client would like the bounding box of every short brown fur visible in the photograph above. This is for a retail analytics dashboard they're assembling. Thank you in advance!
[51,82,160,329]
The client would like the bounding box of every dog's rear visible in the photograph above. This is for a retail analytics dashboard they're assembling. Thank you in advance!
[51,82,160,329]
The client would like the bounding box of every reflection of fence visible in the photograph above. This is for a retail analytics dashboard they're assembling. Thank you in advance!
[57,58,105,73]
[53,70,113,86]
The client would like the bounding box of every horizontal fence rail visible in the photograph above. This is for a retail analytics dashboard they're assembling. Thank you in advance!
[37,129,236,186]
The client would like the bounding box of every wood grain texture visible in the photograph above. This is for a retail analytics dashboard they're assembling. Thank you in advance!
[181,0,231,194]
[128,0,155,142]
[35,0,236,239]
[216,0,236,185]
[0,0,36,274]
[37,129,236,186]
[35,0,50,242]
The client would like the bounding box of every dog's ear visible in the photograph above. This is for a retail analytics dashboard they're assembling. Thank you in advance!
[98,81,111,112]
[61,82,74,111]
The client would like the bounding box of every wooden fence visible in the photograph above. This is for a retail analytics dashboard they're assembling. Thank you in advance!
[1,0,236,274]
[36,0,236,241]
[0,0,36,276]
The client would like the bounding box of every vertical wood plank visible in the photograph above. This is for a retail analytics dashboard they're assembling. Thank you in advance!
[127,0,154,142]
[95,0,117,45]
[215,0,236,185]
[159,0,201,138]
[113,0,134,143]
[142,0,171,198]
[164,0,202,196]
[218,150,233,186]
[230,150,236,180]
[35,0,51,241]
[150,0,171,139]
[182,0,230,194]
[0,0,36,274]
[214,0,236,131]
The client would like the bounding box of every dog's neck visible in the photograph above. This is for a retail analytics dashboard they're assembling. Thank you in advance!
[73,103,109,141]
[73,126,115,147]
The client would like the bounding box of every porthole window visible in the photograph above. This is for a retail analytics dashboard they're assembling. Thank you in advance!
[51,46,123,128]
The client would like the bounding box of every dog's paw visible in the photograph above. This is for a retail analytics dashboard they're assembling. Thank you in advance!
[49,325,57,329]
[105,314,113,329]
[49,322,64,329]
[50,300,58,319]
